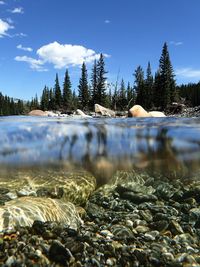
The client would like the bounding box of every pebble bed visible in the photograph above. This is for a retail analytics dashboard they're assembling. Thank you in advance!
[1,173,200,266]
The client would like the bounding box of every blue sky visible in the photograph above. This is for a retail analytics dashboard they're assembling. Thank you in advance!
[1,0,200,100]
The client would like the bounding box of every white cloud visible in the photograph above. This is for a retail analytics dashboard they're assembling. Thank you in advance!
[15,41,110,71]
[17,44,33,52]
[6,18,14,24]
[15,32,27,37]
[170,41,183,46]
[15,56,47,71]
[105,20,110,24]
[175,68,200,78]
[11,7,24,14]
[0,18,14,37]
[37,41,103,69]
[0,1,5,5]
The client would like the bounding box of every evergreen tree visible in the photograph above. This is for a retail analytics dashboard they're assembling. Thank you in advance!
[16,100,24,114]
[145,62,154,109]
[134,65,145,106]
[158,42,176,109]
[127,82,135,109]
[48,88,55,110]
[96,53,107,106]
[177,82,200,107]
[71,90,79,111]
[91,59,98,107]
[106,87,112,109]
[153,70,162,108]
[78,62,90,110]
[30,94,39,110]
[112,85,118,111]
[54,73,62,109]
[40,86,49,111]
[63,69,72,111]
[118,79,127,110]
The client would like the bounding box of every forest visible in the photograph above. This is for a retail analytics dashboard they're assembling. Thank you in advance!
[0,42,200,116]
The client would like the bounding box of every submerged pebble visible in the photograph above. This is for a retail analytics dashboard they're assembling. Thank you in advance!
[0,170,199,266]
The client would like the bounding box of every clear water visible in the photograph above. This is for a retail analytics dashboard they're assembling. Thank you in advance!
[0,115,200,230]
[0,115,200,183]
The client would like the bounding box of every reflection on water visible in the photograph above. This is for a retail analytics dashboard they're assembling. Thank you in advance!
[0,116,200,182]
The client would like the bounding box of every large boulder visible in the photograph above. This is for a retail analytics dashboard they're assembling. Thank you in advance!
[95,104,115,117]
[128,105,151,117]
[28,109,48,116]
[128,105,166,117]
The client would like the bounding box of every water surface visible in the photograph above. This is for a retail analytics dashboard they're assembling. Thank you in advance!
[0,116,200,183]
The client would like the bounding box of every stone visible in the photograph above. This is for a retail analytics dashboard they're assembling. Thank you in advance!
[148,111,166,117]
[95,104,115,117]
[110,224,134,239]
[128,105,166,117]
[0,197,83,231]
[75,109,91,118]
[28,109,48,116]
[49,240,74,265]
[128,105,150,117]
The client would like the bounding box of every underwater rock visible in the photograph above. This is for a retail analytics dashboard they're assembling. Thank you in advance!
[110,224,134,239]
[49,240,74,265]
[0,197,82,231]
[189,207,200,227]
[0,170,96,206]
[118,190,157,204]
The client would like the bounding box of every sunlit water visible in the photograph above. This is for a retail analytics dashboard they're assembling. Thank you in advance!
[0,115,200,230]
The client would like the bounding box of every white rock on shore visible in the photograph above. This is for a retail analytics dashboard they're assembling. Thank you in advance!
[128,105,166,117]
[95,104,115,117]
[75,109,92,118]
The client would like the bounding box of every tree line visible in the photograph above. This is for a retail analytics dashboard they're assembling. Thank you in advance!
[0,92,25,116]
[1,42,200,116]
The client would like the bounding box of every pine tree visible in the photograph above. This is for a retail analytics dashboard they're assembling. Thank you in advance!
[145,62,154,109]
[106,87,112,109]
[54,73,62,110]
[91,59,98,107]
[40,85,49,111]
[134,66,145,106]
[153,70,162,108]
[49,88,55,110]
[30,94,39,110]
[96,53,107,106]
[127,82,135,109]
[78,62,90,110]
[71,90,79,111]
[158,42,176,109]
[118,79,127,110]
[63,69,72,111]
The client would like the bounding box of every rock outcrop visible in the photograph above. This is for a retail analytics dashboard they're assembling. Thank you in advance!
[95,104,115,117]
[128,105,165,117]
